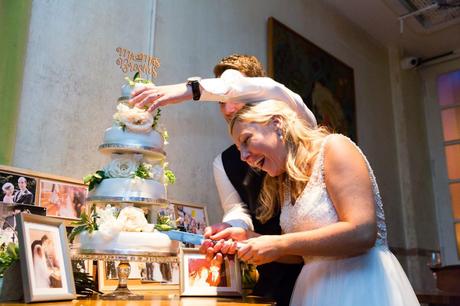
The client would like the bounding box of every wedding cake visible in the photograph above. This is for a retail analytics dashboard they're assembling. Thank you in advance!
[73,78,177,255]
[85,79,174,204]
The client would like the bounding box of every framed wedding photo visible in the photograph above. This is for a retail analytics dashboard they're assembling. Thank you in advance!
[16,213,76,303]
[0,169,37,205]
[172,200,209,235]
[179,248,242,297]
[39,179,88,219]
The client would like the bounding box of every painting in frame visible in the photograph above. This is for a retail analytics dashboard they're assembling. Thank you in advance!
[179,248,241,296]
[268,17,357,141]
[16,213,76,303]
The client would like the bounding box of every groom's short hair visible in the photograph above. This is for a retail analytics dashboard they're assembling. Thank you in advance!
[214,54,266,78]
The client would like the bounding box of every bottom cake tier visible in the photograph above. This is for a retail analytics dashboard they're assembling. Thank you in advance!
[78,230,179,255]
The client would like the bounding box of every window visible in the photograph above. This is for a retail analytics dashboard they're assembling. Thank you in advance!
[422,59,460,265]
[437,70,460,257]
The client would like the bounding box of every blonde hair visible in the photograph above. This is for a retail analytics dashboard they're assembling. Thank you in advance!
[230,100,330,223]
[213,54,266,77]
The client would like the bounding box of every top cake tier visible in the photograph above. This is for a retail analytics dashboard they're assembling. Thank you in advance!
[99,95,166,159]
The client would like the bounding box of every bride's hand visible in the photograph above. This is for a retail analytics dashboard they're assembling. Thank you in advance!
[128,83,192,112]
[238,235,284,266]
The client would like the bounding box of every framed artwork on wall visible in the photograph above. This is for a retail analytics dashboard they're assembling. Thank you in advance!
[16,213,76,303]
[268,17,357,141]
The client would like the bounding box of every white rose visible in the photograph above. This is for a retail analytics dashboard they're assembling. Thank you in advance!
[104,155,139,178]
[116,206,149,232]
[113,103,153,133]
[95,221,122,241]
[96,204,119,227]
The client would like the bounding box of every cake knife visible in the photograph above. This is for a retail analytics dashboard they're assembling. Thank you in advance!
[161,230,243,248]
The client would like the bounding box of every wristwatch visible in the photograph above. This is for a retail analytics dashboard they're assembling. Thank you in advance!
[187,76,202,101]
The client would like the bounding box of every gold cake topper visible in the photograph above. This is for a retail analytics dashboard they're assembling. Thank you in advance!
[115,47,160,78]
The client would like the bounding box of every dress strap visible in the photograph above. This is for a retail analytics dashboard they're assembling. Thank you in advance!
[308,134,334,186]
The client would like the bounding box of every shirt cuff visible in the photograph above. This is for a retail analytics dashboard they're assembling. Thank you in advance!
[222,219,250,230]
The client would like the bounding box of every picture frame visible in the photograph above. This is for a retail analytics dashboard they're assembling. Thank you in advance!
[97,261,179,292]
[171,200,209,235]
[179,248,242,296]
[16,213,76,303]
[0,203,46,245]
[0,165,88,222]
[0,170,37,205]
[268,17,357,141]
[39,179,87,220]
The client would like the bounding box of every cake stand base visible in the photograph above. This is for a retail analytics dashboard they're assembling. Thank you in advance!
[100,287,144,300]
[100,260,144,300]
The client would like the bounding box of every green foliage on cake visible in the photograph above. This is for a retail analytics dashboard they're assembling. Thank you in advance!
[83,157,175,191]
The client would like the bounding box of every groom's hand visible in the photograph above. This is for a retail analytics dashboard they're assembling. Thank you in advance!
[203,222,232,239]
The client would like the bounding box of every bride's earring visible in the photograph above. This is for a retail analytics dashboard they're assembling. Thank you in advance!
[277,129,283,140]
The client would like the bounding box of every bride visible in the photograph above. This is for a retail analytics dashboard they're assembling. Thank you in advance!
[31,240,51,288]
[211,100,419,306]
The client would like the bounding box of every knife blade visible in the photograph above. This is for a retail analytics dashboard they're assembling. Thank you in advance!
[161,230,205,245]
[161,230,243,248]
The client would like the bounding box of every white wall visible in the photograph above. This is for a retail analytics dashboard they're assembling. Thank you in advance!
[14,0,398,231]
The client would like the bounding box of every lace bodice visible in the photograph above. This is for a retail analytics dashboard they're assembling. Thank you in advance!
[280,134,388,253]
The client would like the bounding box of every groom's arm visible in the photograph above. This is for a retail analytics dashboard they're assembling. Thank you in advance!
[212,154,254,231]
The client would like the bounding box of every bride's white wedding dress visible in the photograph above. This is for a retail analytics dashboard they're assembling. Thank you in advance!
[280,135,419,306]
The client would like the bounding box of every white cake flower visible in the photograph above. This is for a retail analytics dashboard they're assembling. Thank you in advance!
[96,204,118,226]
[113,103,153,133]
[150,164,164,182]
[89,205,122,240]
[104,155,139,178]
[116,206,149,232]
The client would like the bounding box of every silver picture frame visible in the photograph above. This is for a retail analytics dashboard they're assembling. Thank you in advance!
[16,213,76,303]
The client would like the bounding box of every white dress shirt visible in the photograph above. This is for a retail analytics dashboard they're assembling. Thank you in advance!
[201,69,316,230]
[200,69,317,127]
[213,154,254,230]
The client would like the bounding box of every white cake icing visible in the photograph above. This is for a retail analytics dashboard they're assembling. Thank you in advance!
[78,230,178,254]
[88,177,166,201]
[103,124,164,149]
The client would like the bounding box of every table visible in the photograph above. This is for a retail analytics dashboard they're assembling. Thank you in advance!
[0,291,276,306]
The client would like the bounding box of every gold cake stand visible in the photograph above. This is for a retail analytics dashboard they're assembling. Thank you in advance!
[71,247,179,300]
